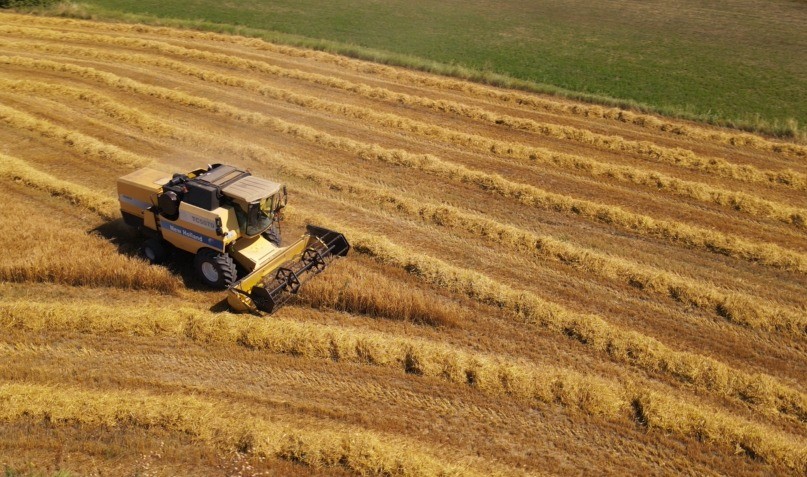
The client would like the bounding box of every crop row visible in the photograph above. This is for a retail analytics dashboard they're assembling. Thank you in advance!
[0,381,479,476]
[1,300,804,471]
[0,77,175,139]
[16,73,804,336]
[0,301,623,419]
[3,61,803,356]
[3,27,804,424]
[0,171,176,293]
[6,40,800,226]
[0,336,530,468]
[0,152,119,219]
[300,212,807,423]
[4,56,802,273]
[300,259,463,327]
[7,14,806,161]
[0,102,151,169]
[3,15,806,474]
[2,26,804,190]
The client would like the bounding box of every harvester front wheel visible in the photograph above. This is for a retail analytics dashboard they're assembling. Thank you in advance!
[142,238,168,264]
[194,249,237,288]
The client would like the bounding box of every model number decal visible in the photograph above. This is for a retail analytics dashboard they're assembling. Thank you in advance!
[179,210,216,229]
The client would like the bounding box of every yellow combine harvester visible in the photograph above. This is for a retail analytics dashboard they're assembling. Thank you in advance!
[117,164,349,314]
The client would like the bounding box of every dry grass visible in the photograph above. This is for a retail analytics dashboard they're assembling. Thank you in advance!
[241,141,805,335]
[457,112,806,190]
[0,77,175,138]
[298,259,462,327]
[3,60,796,333]
[0,300,625,419]
[223,137,805,335]
[0,382,481,477]
[10,104,800,337]
[0,102,151,169]
[0,151,119,219]
[635,390,807,472]
[0,176,176,293]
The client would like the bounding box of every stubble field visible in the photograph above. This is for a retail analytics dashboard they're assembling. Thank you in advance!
[0,12,805,476]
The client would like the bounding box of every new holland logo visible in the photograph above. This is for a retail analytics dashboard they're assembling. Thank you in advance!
[163,223,223,249]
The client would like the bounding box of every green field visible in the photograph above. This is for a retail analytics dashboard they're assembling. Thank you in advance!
[21,0,807,137]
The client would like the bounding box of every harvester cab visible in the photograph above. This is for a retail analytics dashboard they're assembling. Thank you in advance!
[117,164,349,314]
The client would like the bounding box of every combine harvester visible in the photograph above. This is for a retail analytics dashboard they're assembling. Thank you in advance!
[117,164,349,314]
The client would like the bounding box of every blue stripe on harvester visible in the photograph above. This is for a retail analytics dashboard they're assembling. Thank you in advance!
[162,222,223,249]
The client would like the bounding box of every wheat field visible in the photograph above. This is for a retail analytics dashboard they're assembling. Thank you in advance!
[0,12,805,476]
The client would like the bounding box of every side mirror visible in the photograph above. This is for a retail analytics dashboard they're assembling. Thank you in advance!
[274,187,288,222]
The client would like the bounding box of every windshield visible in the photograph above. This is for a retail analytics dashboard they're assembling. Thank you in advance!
[244,195,276,237]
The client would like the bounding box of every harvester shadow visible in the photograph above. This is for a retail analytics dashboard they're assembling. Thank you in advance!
[209,299,231,313]
[91,220,307,315]
[91,218,218,293]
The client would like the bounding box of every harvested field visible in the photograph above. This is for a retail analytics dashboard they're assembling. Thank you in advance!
[0,12,805,476]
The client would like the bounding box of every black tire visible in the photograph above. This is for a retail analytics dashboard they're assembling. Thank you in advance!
[194,248,237,288]
[262,223,281,247]
[142,238,168,264]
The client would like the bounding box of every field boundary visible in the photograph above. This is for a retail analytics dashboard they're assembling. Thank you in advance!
[3,28,803,190]
[2,12,806,473]
[6,6,805,141]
